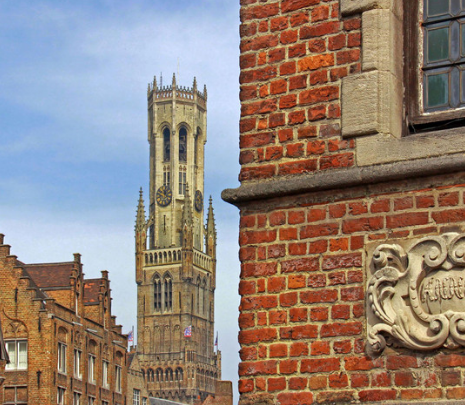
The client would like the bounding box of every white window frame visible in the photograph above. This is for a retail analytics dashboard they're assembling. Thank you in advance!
[58,342,67,374]
[88,396,95,405]
[102,360,109,389]
[88,355,96,384]
[73,392,81,405]
[5,340,27,370]
[142,398,147,405]
[133,389,140,405]
[74,349,82,379]
[57,387,66,405]
[115,365,122,393]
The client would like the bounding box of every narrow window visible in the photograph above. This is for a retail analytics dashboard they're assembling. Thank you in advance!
[133,389,140,405]
[154,275,161,311]
[57,387,66,405]
[179,127,187,162]
[163,128,171,162]
[115,365,122,393]
[88,397,95,405]
[58,342,66,374]
[163,166,171,186]
[164,277,172,311]
[179,166,186,195]
[74,349,82,379]
[102,360,109,389]
[88,355,96,384]
[73,392,81,405]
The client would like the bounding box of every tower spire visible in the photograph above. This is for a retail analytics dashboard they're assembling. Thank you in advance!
[206,196,217,259]
[135,187,146,231]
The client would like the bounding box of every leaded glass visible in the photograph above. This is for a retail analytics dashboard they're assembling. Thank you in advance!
[426,72,449,107]
[427,26,450,62]
[428,0,449,17]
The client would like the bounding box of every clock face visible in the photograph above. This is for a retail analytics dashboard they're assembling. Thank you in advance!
[194,190,203,212]
[156,185,172,207]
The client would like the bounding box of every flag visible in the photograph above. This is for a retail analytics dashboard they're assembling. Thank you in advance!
[215,332,218,347]
[127,330,134,343]
[184,325,192,338]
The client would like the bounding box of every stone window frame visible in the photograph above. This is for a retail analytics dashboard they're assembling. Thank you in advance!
[405,1,465,128]
[341,0,465,167]
[57,341,67,375]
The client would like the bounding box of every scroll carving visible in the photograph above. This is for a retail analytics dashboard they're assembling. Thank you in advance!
[367,233,465,353]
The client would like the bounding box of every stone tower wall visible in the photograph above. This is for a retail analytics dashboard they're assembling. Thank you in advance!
[223,0,465,404]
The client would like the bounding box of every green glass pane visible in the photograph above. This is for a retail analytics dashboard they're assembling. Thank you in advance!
[427,73,449,107]
[428,27,449,62]
[428,0,449,16]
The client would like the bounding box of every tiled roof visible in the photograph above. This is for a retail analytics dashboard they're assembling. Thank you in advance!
[84,279,101,305]
[23,262,74,289]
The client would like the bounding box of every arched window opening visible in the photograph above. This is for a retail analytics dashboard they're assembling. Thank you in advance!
[196,277,201,314]
[179,127,187,162]
[154,275,162,311]
[164,276,172,310]
[194,128,200,166]
[163,128,171,162]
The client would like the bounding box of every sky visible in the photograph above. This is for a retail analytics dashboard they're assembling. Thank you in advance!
[0,0,241,400]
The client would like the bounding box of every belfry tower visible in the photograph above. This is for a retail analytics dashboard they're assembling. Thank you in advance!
[135,74,221,404]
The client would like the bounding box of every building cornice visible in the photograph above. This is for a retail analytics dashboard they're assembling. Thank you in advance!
[222,153,465,207]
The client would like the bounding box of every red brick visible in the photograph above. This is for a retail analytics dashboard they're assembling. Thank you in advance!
[239,328,277,345]
[276,392,314,404]
[322,253,362,270]
[298,54,334,72]
[280,359,299,374]
[299,85,338,105]
[280,94,297,109]
[320,322,362,337]
[281,257,319,273]
[387,212,429,228]
[268,377,286,392]
[298,126,318,139]
[301,358,340,373]
[328,373,348,388]
[342,217,384,233]
[358,389,396,402]
[301,289,337,304]
[310,307,328,321]
[311,341,330,355]
[289,307,307,322]
[241,3,280,21]
[311,5,329,22]
[281,0,320,13]
[290,342,309,357]
[280,324,318,340]
[279,159,318,175]
[301,21,340,39]
[240,132,274,148]
[270,79,288,94]
[301,223,339,239]
[308,105,326,121]
[289,74,307,90]
[433,208,465,223]
[308,38,326,53]
[238,360,278,376]
[289,377,307,390]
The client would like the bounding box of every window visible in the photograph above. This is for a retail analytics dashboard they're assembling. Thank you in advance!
[142,399,147,405]
[406,0,465,130]
[58,342,66,374]
[154,275,161,311]
[88,355,96,384]
[73,392,81,405]
[163,128,171,162]
[5,340,27,370]
[179,127,187,162]
[179,166,186,195]
[74,349,82,379]
[102,361,109,389]
[4,386,27,404]
[163,166,170,186]
[164,276,172,311]
[133,389,140,405]
[57,387,66,405]
[88,397,95,405]
[115,365,122,393]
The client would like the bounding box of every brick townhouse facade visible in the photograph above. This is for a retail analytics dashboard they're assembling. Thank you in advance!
[0,234,128,405]
[223,0,465,403]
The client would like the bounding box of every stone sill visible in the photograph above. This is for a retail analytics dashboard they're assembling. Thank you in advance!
[221,153,465,206]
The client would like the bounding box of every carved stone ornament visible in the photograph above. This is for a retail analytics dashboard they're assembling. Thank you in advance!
[367,233,465,353]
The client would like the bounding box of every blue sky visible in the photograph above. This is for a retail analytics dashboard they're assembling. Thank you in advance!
[0,0,241,399]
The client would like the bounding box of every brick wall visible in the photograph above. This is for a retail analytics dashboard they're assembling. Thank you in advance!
[223,0,465,404]
[239,0,359,182]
